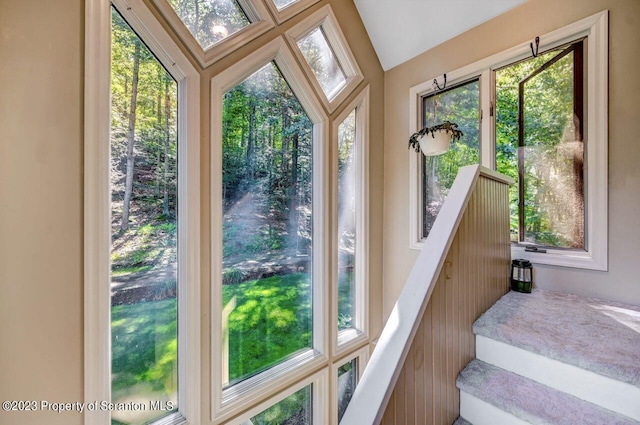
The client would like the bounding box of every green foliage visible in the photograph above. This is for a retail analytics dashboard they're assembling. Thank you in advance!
[111,298,177,393]
[408,120,464,153]
[419,80,480,236]
[338,269,354,330]
[496,46,583,248]
[111,265,153,276]
[251,385,311,425]
[166,0,250,50]
[222,267,245,285]
[222,273,312,384]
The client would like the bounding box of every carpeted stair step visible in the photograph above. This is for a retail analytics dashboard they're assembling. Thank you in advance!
[472,289,640,421]
[457,359,639,425]
[453,417,472,425]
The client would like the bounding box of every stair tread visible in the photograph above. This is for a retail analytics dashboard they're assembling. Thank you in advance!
[473,289,640,387]
[458,359,639,425]
[453,417,472,425]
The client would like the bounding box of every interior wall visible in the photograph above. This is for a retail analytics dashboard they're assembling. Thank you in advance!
[0,0,383,424]
[0,1,84,425]
[383,0,640,319]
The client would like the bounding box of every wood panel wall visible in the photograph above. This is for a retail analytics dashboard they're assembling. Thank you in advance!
[381,176,511,425]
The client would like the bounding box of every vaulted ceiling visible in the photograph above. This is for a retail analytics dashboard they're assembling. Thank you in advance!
[353,0,527,71]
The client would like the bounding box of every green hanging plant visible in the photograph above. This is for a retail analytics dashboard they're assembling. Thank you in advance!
[408,120,464,152]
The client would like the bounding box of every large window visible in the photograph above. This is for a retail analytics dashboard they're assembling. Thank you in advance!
[334,88,369,354]
[221,61,314,386]
[211,38,331,421]
[85,1,200,424]
[110,7,182,425]
[409,11,608,270]
[496,41,584,249]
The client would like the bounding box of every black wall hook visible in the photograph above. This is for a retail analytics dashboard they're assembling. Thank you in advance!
[530,36,540,57]
[433,74,447,91]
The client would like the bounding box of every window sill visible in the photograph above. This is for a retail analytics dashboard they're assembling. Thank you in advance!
[511,245,607,271]
[216,349,327,421]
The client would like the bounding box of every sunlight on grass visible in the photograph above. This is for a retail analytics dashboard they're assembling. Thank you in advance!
[222,273,312,385]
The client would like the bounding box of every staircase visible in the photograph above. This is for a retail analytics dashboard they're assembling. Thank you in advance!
[456,289,640,425]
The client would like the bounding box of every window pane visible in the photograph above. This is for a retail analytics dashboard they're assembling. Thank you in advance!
[421,80,480,237]
[496,43,584,249]
[110,8,178,424]
[337,359,358,423]
[337,109,356,331]
[250,385,312,424]
[272,0,297,10]
[167,0,250,50]
[297,27,347,99]
[222,62,313,387]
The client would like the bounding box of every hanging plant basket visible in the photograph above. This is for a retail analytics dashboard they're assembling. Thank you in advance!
[408,121,464,156]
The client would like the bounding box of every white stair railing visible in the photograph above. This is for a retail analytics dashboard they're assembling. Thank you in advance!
[341,165,512,425]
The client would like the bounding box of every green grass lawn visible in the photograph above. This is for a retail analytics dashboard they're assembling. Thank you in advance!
[222,273,312,384]
[111,271,352,423]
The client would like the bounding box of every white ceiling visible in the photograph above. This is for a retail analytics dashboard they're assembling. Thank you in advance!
[353,0,527,71]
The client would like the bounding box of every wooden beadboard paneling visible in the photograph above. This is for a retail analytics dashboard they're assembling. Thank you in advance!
[383,176,511,425]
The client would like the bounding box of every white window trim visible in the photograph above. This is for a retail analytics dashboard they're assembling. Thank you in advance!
[408,10,608,272]
[227,369,329,425]
[331,346,369,424]
[264,0,321,25]
[285,4,364,113]
[84,0,201,424]
[332,87,370,357]
[409,73,487,251]
[210,36,330,422]
[151,0,274,68]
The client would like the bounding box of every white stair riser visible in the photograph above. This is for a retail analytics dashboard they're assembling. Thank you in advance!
[476,335,640,422]
[459,391,530,425]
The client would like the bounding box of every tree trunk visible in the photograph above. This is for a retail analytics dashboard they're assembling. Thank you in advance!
[247,101,256,179]
[163,77,171,217]
[288,133,299,243]
[121,40,141,232]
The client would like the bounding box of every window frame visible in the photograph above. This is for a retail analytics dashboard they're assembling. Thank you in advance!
[285,4,363,113]
[210,36,330,422]
[227,369,329,425]
[418,76,483,240]
[84,0,201,424]
[264,0,321,25]
[332,87,370,356]
[331,346,369,424]
[151,0,275,68]
[409,10,608,271]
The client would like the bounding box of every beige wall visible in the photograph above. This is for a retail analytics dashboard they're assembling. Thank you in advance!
[0,0,383,424]
[0,1,84,424]
[383,0,640,318]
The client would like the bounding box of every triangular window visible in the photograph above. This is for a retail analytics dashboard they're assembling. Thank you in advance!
[166,0,250,50]
[153,0,274,67]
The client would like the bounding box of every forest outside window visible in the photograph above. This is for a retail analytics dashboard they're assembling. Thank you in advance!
[85,0,201,423]
[420,79,480,238]
[110,9,180,425]
[409,11,608,270]
[221,60,314,387]
[210,37,329,420]
[166,0,251,49]
[153,0,274,67]
[334,87,369,353]
[496,40,585,250]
